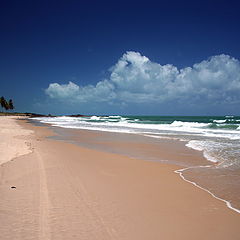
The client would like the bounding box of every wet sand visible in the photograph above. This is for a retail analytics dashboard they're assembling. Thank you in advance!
[50,127,240,211]
[0,117,240,240]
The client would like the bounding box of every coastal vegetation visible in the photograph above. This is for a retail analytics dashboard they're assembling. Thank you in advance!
[0,96,14,112]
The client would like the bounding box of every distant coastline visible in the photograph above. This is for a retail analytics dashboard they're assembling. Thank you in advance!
[0,112,51,117]
[0,112,92,118]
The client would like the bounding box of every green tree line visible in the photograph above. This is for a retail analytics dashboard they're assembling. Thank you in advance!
[0,96,14,111]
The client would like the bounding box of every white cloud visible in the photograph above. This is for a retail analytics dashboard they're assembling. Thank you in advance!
[45,51,240,107]
[45,80,115,103]
[46,81,80,99]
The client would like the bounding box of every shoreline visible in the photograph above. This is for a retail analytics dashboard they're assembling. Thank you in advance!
[34,120,240,214]
[175,166,240,214]
[1,116,240,239]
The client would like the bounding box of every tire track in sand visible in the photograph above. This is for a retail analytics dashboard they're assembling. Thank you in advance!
[35,149,51,240]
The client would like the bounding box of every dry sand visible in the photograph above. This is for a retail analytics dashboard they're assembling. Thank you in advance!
[0,117,239,240]
[0,116,33,165]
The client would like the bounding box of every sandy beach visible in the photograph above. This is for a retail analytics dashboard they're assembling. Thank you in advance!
[0,116,240,240]
[0,116,33,165]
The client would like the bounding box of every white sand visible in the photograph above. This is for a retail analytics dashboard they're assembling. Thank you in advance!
[0,116,33,165]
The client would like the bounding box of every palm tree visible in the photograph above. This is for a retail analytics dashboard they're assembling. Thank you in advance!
[0,97,13,112]
[4,100,9,111]
[8,99,14,111]
[0,96,6,112]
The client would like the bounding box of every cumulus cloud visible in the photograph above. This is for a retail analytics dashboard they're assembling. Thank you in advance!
[45,51,240,107]
[46,80,115,103]
[46,81,80,99]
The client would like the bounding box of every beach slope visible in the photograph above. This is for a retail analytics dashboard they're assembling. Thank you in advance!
[0,117,239,240]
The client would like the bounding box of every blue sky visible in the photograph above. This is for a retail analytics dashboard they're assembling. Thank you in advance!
[0,0,240,115]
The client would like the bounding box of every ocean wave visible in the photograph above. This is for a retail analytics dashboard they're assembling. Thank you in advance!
[90,116,101,120]
[186,139,240,168]
[213,119,226,123]
[33,116,240,140]
[186,140,219,163]
[208,123,240,130]
[108,115,122,118]
[170,120,209,128]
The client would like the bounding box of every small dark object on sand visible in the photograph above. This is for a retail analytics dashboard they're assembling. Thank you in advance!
[11,186,16,189]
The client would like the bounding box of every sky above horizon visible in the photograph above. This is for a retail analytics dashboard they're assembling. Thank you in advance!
[1,0,240,115]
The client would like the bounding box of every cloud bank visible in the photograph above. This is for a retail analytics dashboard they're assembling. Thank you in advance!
[45,51,240,113]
